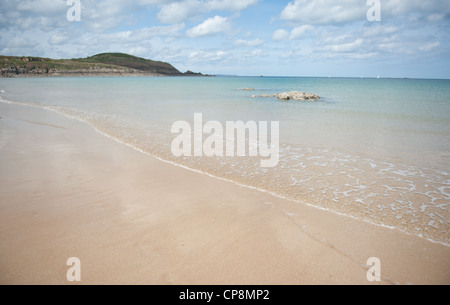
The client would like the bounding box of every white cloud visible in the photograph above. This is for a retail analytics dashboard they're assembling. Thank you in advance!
[81,0,132,32]
[328,38,364,52]
[244,49,263,57]
[50,33,70,45]
[188,49,231,62]
[382,0,449,16]
[346,52,378,59]
[271,26,313,41]
[107,24,185,42]
[331,52,379,60]
[362,25,399,37]
[157,0,259,23]
[207,0,259,11]
[16,0,67,15]
[128,46,150,57]
[233,38,264,47]
[290,25,314,39]
[272,29,289,41]
[280,0,365,25]
[6,36,39,49]
[186,16,230,37]
[158,0,197,24]
[280,0,450,25]
[419,42,441,52]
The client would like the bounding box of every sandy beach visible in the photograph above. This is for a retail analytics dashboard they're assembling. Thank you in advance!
[0,101,448,285]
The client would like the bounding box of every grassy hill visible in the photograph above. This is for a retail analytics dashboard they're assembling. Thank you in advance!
[72,53,183,75]
[0,53,206,77]
[0,55,123,72]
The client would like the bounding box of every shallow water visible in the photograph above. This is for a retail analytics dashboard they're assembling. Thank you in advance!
[1,76,449,245]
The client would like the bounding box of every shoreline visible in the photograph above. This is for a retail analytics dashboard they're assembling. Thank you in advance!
[0,101,449,284]
[56,113,450,248]
[4,97,448,248]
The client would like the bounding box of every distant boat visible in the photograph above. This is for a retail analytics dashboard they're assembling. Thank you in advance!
[377,75,380,79]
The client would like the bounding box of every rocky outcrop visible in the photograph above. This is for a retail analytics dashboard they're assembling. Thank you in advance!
[1,66,159,78]
[1,65,28,76]
[184,70,213,77]
[252,91,320,101]
[274,91,320,101]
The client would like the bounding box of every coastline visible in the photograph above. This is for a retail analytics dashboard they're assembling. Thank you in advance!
[0,72,163,78]
[0,53,215,78]
[0,72,214,78]
[0,101,448,285]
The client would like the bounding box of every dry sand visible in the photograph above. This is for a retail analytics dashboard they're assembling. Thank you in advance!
[0,101,448,285]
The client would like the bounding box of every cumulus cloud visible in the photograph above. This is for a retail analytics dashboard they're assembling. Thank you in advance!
[188,49,231,63]
[157,0,259,23]
[272,29,289,41]
[81,0,135,32]
[280,0,365,25]
[49,33,70,45]
[16,0,67,15]
[290,25,314,39]
[106,24,185,42]
[233,38,264,47]
[0,0,67,31]
[271,26,313,41]
[381,0,450,17]
[157,1,197,24]
[362,25,399,37]
[280,0,450,25]
[6,36,39,49]
[327,38,364,52]
[186,16,230,37]
[269,0,450,77]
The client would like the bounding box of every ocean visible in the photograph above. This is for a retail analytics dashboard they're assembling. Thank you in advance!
[1,76,449,245]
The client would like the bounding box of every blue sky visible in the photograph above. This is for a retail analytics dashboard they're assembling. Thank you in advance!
[1,0,449,78]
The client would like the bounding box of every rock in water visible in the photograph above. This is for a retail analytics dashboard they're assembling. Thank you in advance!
[252,91,320,101]
[274,91,320,101]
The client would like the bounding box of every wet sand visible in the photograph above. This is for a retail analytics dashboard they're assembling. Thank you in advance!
[0,101,448,285]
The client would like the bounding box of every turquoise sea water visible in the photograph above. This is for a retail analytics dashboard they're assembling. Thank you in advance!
[1,76,449,244]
